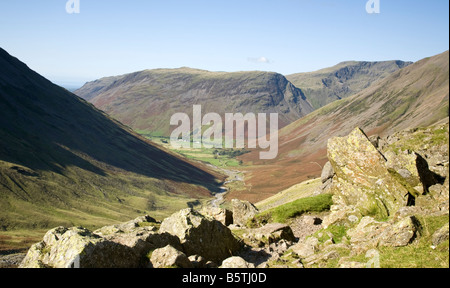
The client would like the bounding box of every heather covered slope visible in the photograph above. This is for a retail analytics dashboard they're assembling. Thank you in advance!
[236,51,449,203]
[286,60,412,110]
[75,68,314,137]
[0,48,223,231]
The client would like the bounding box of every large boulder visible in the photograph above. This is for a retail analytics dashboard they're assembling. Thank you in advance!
[291,237,319,258]
[384,150,438,195]
[327,128,412,219]
[241,223,296,247]
[378,216,420,247]
[347,216,419,252]
[95,226,182,257]
[232,199,259,227]
[93,215,182,256]
[318,161,335,194]
[321,161,335,184]
[432,223,449,247]
[220,256,255,268]
[150,245,193,268]
[382,124,449,181]
[20,227,140,268]
[159,208,242,263]
[199,207,233,226]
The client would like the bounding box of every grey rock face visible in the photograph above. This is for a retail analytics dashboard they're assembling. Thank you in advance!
[159,208,242,263]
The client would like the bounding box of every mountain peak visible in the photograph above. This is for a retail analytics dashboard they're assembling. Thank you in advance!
[75,68,314,137]
[286,59,413,109]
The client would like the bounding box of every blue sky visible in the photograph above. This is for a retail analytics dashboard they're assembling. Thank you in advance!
[0,0,448,87]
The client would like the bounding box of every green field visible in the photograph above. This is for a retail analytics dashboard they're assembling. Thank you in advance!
[145,136,248,169]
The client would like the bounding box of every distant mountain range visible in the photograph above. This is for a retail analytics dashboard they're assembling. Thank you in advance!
[72,54,446,204]
[0,48,223,231]
[238,51,449,202]
[75,61,413,139]
[75,68,314,137]
[1,46,448,230]
[286,60,412,109]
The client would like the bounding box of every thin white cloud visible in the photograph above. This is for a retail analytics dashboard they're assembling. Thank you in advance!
[248,56,271,64]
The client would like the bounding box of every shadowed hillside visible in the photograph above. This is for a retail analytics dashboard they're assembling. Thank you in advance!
[0,48,224,232]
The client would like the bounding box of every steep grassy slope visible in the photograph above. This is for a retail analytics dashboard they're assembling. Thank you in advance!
[0,48,224,232]
[75,68,314,137]
[235,51,449,203]
[286,60,412,109]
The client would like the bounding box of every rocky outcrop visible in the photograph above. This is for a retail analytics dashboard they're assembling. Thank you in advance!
[159,208,242,264]
[94,216,182,256]
[290,237,319,258]
[240,223,296,247]
[232,199,259,227]
[221,257,255,268]
[199,207,233,226]
[384,150,436,195]
[150,245,193,268]
[327,128,412,220]
[382,124,449,181]
[381,124,449,212]
[432,223,449,247]
[319,162,335,194]
[347,216,420,252]
[17,124,449,269]
[20,227,141,268]
[296,124,449,268]
[19,206,283,269]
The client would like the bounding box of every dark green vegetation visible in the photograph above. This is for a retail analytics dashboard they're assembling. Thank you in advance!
[0,48,224,239]
[249,194,333,226]
[144,135,248,168]
[286,60,412,110]
[174,148,243,168]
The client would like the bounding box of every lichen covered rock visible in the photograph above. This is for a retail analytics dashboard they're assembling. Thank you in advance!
[20,227,140,268]
[199,207,233,226]
[220,256,255,268]
[347,216,419,252]
[241,223,296,247]
[327,127,412,219]
[432,223,449,246]
[159,208,242,263]
[150,245,193,268]
[232,199,259,227]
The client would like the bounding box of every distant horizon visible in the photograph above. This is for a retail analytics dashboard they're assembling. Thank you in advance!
[2,1,448,88]
[53,50,448,89]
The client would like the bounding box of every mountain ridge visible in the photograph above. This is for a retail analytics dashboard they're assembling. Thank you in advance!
[235,51,449,203]
[286,60,413,109]
[0,48,223,231]
[75,68,315,137]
